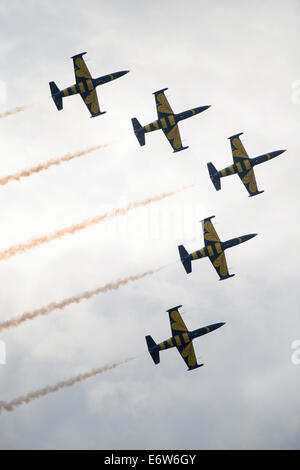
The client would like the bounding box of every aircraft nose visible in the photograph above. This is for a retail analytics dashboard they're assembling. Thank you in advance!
[195,105,211,114]
[210,322,225,331]
[112,70,130,80]
[243,233,258,242]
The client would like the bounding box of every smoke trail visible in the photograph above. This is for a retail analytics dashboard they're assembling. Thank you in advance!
[0,145,107,186]
[0,357,135,415]
[0,185,191,262]
[0,267,163,332]
[0,106,26,119]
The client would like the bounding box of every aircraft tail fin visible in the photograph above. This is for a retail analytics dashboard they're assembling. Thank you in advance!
[178,245,192,274]
[49,81,63,111]
[132,118,145,146]
[207,162,221,191]
[145,335,160,365]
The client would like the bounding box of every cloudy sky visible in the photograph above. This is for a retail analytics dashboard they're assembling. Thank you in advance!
[0,0,299,450]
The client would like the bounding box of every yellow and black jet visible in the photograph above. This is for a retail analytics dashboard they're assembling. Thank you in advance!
[207,132,286,196]
[146,305,225,371]
[49,52,129,117]
[132,88,210,152]
[178,216,257,280]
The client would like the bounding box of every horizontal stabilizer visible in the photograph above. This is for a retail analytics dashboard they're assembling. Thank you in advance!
[132,117,145,146]
[145,335,160,365]
[178,245,192,274]
[207,162,221,191]
[49,81,63,111]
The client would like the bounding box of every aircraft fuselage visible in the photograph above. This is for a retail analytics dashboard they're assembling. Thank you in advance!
[142,106,210,134]
[218,150,285,179]
[58,70,129,98]
[188,233,257,262]
[156,322,225,352]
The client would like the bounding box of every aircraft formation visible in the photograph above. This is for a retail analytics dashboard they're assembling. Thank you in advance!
[49,52,286,371]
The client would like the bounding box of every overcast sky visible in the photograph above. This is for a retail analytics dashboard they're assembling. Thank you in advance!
[0,0,299,450]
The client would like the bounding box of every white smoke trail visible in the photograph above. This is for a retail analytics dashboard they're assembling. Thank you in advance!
[0,144,107,186]
[0,357,135,415]
[0,106,26,119]
[0,267,163,332]
[0,186,191,262]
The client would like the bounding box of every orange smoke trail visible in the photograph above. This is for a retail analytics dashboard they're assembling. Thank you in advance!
[0,145,107,186]
[0,357,135,415]
[0,185,191,262]
[0,106,26,119]
[0,267,163,332]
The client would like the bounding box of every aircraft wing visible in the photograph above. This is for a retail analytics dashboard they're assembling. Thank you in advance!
[202,216,221,245]
[80,89,102,117]
[208,251,231,280]
[163,124,186,152]
[167,306,188,336]
[177,340,200,370]
[71,52,103,117]
[167,306,202,370]
[202,216,232,280]
[153,89,187,152]
[72,52,92,82]
[229,133,260,196]
[154,88,174,118]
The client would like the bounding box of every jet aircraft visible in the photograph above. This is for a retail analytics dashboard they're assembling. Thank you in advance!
[207,132,286,196]
[178,216,257,280]
[146,305,225,370]
[49,52,129,117]
[132,88,210,152]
